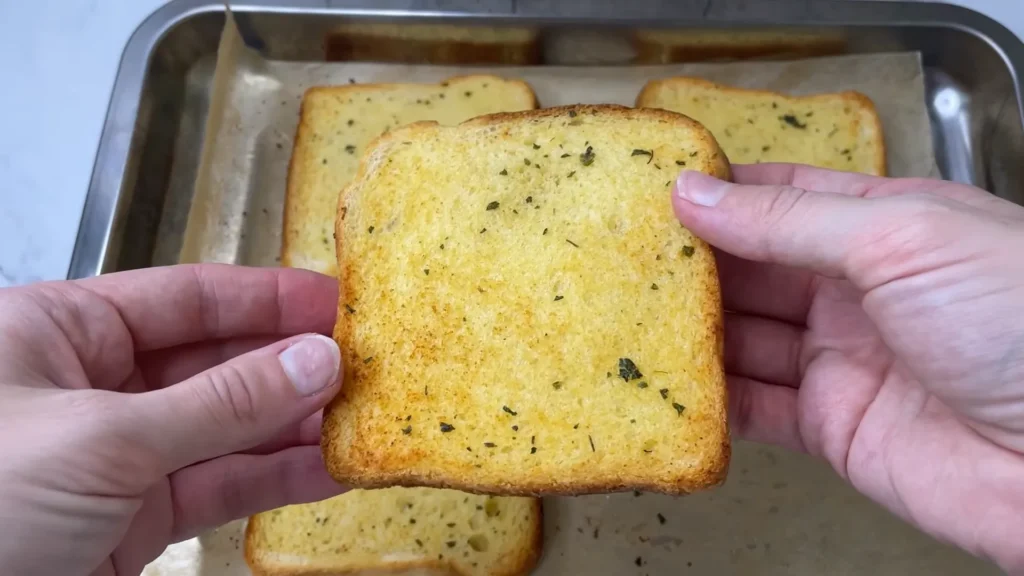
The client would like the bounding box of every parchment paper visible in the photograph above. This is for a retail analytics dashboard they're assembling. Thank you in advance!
[175,14,938,266]
[152,13,994,576]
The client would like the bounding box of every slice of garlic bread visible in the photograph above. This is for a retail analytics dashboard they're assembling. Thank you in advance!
[282,75,538,275]
[637,76,885,175]
[246,488,542,576]
[323,104,731,497]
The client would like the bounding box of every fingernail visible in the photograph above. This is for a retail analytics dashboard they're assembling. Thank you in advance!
[676,171,728,207]
[279,335,341,396]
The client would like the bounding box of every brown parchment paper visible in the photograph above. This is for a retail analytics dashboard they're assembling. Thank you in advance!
[176,14,938,266]
[152,14,994,576]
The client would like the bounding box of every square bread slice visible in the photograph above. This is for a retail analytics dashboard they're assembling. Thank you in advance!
[282,75,538,276]
[631,28,846,63]
[637,77,886,175]
[245,488,542,576]
[324,22,541,65]
[322,104,732,496]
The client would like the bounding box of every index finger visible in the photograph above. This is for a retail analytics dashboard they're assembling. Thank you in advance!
[732,163,888,196]
[732,163,1004,211]
[76,264,337,351]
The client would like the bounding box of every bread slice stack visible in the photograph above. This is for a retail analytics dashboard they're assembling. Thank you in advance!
[322,104,732,497]
[251,75,543,576]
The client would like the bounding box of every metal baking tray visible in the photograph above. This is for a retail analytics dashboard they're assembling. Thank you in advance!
[71,2,1022,574]
[69,0,1024,280]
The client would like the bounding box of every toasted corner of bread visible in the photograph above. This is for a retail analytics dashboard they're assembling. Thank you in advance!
[323,104,732,497]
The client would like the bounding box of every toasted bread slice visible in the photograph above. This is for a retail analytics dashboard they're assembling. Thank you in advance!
[324,22,541,65]
[245,488,542,576]
[637,76,886,175]
[322,104,731,496]
[282,75,538,275]
[632,28,847,63]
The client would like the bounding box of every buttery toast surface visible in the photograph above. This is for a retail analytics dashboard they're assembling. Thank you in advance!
[282,75,538,275]
[246,488,542,576]
[637,76,886,175]
[323,104,731,496]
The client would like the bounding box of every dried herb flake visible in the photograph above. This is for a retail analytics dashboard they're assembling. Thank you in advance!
[502,405,518,416]
[782,114,807,129]
[657,513,666,525]
[672,402,686,416]
[402,425,412,435]
[618,358,643,381]
[580,146,595,166]
[566,239,580,248]
[552,381,563,390]
[440,422,455,433]
[554,295,564,301]
[631,149,654,164]
[486,201,500,211]
[682,245,695,258]
[651,283,659,291]
[659,388,669,399]
[499,169,508,176]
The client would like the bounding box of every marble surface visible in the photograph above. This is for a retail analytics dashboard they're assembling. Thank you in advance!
[0,0,1020,286]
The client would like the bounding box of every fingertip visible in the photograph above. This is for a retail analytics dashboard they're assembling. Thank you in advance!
[675,170,730,207]
[278,334,342,398]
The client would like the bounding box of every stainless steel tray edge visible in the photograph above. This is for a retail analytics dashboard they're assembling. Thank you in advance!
[68,0,1024,280]
[68,0,223,281]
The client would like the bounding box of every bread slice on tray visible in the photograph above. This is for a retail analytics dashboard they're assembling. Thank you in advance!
[322,104,732,497]
[637,76,886,175]
[245,487,542,576]
[631,28,846,63]
[324,22,541,65]
[282,75,538,275]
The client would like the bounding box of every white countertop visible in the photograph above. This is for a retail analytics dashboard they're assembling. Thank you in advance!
[0,0,1020,286]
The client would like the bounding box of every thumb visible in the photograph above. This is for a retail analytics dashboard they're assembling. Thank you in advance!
[132,333,341,474]
[673,169,884,278]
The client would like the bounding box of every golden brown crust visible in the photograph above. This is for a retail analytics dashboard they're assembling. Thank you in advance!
[279,87,316,269]
[631,30,847,64]
[636,76,886,177]
[280,75,539,271]
[325,104,731,497]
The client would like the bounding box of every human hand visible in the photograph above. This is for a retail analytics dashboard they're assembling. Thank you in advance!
[0,264,345,576]
[674,164,1024,573]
